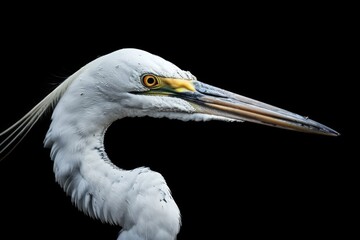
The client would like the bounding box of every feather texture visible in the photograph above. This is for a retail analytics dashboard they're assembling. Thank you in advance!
[0,66,86,160]
[1,48,337,240]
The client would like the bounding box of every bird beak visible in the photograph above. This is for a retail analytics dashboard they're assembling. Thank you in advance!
[174,80,339,136]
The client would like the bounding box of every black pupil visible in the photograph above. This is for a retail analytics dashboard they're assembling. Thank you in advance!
[147,77,155,85]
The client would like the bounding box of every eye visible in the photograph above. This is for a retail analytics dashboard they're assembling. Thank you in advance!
[142,75,160,88]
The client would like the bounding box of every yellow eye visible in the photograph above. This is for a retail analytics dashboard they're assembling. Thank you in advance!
[142,75,160,88]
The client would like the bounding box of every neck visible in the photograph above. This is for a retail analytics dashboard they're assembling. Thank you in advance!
[44,94,126,224]
[43,81,181,239]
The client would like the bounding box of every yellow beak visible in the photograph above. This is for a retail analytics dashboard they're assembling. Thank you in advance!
[171,80,339,136]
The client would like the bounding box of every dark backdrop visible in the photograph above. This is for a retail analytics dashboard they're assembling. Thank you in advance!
[0,3,352,239]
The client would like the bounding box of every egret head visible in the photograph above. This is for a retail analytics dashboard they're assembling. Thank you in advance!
[0,47,339,240]
[0,48,338,162]
[86,48,338,136]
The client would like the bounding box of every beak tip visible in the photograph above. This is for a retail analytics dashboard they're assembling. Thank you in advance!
[322,127,340,137]
[331,131,341,137]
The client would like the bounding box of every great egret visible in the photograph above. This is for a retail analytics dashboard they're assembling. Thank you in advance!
[0,48,339,240]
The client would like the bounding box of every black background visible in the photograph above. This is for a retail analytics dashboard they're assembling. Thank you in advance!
[0,3,353,239]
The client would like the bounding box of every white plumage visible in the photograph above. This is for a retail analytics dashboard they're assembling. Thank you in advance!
[0,48,338,240]
[44,49,192,239]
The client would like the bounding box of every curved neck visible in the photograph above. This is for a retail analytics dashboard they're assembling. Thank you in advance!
[45,97,129,224]
[43,84,181,239]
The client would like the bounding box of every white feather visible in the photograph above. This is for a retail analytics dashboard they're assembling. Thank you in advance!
[0,65,86,160]
[1,49,203,239]
[0,48,245,240]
